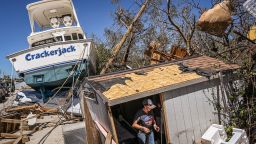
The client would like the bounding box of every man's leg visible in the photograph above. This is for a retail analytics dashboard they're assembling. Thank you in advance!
[148,131,155,144]
[138,131,146,144]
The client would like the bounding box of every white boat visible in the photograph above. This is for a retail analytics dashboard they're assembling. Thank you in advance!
[7,0,96,98]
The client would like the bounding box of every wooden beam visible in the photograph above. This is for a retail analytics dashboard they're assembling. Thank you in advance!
[0,133,20,138]
[6,104,57,113]
[0,118,21,124]
[0,140,16,144]
[104,132,112,144]
[13,136,22,144]
[100,0,150,74]
[107,105,118,143]
[160,93,171,144]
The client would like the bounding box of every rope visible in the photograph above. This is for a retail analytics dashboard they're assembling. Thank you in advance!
[43,43,87,106]
[5,44,90,144]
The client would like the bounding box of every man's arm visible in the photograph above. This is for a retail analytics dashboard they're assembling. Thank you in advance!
[132,119,150,133]
[153,119,160,132]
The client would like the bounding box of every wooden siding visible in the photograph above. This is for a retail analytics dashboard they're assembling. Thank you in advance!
[163,80,222,144]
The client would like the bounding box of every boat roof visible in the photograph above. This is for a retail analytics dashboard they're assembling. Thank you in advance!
[87,56,240,106]
[27,0,77,29]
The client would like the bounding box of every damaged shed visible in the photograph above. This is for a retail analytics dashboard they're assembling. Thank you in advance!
[81,56,240,144]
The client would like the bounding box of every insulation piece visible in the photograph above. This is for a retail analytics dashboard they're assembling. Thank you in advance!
[197,1,232,36]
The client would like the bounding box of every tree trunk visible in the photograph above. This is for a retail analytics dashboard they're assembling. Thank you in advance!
[100,0,150,74]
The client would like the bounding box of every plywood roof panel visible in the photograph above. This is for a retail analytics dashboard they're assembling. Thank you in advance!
[101,65,201,101]
[87,56,240,105]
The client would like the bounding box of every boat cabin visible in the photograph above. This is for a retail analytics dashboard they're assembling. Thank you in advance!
[26,0,85,48]
[81,56,240,144]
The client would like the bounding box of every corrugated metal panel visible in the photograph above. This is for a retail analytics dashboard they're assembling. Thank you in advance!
[163,82,221,144]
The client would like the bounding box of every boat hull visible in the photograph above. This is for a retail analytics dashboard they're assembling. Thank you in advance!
[24,60,94,90]
[7,40,96,91]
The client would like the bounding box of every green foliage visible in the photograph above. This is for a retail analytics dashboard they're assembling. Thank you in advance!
[94,43,111,74]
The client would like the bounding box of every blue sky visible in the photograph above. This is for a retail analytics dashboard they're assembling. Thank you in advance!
[0,0,211,75]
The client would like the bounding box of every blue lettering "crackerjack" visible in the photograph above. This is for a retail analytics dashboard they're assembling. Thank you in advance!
[25,45,76,61]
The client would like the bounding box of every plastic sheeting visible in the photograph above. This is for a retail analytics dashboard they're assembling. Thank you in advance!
[14,90,43,105]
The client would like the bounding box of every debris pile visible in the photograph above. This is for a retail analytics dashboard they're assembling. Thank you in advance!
[0,89,83,144]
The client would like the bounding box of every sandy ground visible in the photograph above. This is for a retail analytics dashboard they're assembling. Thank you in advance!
[27,125,65,144]
[27,122,86,144]
[62,122,86,144]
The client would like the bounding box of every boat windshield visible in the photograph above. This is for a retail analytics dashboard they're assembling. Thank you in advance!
[31,33,84,47]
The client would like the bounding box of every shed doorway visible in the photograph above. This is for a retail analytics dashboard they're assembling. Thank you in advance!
[111,94,167,144]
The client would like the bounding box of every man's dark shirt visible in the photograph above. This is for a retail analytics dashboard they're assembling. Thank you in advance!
[133,109,155,131]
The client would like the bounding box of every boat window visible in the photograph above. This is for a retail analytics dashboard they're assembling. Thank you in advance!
[64,35,72,41]
[34,75,44,83]
[56,36,63,41]
[72,33,78,40]
[78,34,84,39]
[19,73,24,78]
[31,36,63,47]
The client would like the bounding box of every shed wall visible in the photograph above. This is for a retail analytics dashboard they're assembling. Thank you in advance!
[86,94,112,134]
[163,80,223,144]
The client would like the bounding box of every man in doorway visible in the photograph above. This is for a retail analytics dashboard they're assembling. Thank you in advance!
[132,99,160,144]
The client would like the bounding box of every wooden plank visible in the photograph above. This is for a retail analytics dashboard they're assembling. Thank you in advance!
[13,136,22,144]
[95,121,116,144]
[0,133,20,138]
[107,105,119,144]
[12,123,17,132]
[160,93,171,144]
[0,118,21,124]
[0,140,16,144]
[109,77,209,106]
[105,132,112,144]
[0,121,3,133]
[6,123,10,133]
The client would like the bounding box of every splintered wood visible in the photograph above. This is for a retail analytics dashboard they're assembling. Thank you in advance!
[6,103,58,114]
[103,64,201,100]
[0,103,61,144]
